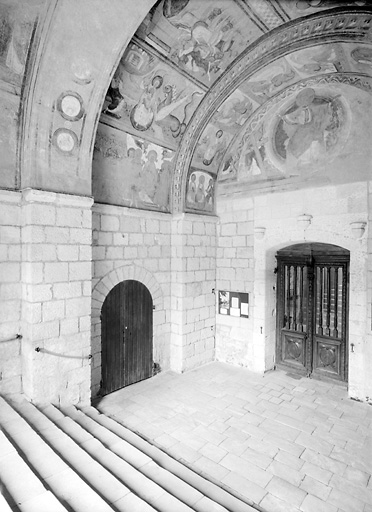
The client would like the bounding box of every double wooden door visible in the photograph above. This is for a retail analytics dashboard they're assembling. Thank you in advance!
[101,280,153,395]
[276,244,349,382]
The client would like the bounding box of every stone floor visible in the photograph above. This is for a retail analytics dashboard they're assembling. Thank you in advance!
[96,362,372,512]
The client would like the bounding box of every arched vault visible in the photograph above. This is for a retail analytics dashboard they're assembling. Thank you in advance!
[18,2,372,215]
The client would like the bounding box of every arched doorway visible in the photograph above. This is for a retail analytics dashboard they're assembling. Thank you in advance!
[101,280,153,395]
[276,243,349,382]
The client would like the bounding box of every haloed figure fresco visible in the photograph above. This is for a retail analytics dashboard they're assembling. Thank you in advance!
[93,126,174,212]
[186,170,215,213]
[274,87,340,169]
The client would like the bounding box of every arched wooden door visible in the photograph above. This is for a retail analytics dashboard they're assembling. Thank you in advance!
[101,280,153,395]
[276,243,349,382]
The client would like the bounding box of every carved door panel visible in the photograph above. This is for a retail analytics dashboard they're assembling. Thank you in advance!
[101,280,153,395]
[312,263,348,381]
[276,245,348,382]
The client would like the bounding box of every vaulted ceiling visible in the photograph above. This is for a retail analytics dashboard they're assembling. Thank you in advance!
[98,0,372,213]
[1,0,371,214]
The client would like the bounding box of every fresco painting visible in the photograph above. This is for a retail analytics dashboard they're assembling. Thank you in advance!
[102,42,204,149]
[240,57,299,105]
[192,44,344,178]
[0,1,38,86]
[93,124,174,212]
[272,88,348,172]
[185,168,215,213]
[218,84,356,187]
[286,45,340,78]
[221,122,281,183]
[283,0,367,16]
[136,0,261,87]
[294,0,366,10]
[192,123,230,174]
[212,89,257,134]
[342,43,372,76]
[191,89,258,174]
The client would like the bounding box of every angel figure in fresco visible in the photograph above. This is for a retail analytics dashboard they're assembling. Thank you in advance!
[215,97,253,132]
[130,72,196,139]
[170,7,238,81]
[130,75,164,131]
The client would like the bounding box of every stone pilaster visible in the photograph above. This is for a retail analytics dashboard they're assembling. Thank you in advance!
[0,190,22,394]
[21,189,93,406]
[170,214,217,373]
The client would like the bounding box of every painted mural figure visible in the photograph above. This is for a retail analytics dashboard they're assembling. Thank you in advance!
[238,140,264,180]
[219,154,238,181]
[128,147,144,207]
[278,88,333,166]
[186,173,197,204]
[154,154,172,210]
[186,170,215,212]
[202,129,225,166]
[168,6,240,81]
[204,178,214,211]
[195,174,206,207]
[215,96,253,132]
[131,75,164,131]
[129,72,197,141]
[104,75,126,118]
[142,149,159,198]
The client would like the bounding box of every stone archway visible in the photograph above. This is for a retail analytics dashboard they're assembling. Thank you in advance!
[91,265,164,397]
[20,0,157,195]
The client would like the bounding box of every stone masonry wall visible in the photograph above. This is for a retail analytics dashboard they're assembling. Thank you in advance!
[216,181,370,401]
[21,189,93,406]
[91,204,172,397]
[0,190,22,395]
[366,181,372,402]
[91,207,217,395]
[215,199,255,369]
[170,214,217,373]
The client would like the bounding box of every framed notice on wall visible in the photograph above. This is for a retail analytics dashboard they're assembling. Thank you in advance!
[218,291,249,318]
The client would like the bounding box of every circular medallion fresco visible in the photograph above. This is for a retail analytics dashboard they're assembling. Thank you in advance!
[53,128,78,154]
[267,87,350,174]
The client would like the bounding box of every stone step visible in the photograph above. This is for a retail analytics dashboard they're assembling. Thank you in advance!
[0,416,68,512]
[0,396,155,512]
[85,405,259,512]
[41,402,206,512]
[0,491,14,512]
[0,395,261,512]
[59,404,228,512]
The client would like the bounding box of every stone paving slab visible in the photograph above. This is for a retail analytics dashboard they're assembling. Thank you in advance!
[98,362,372,512]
